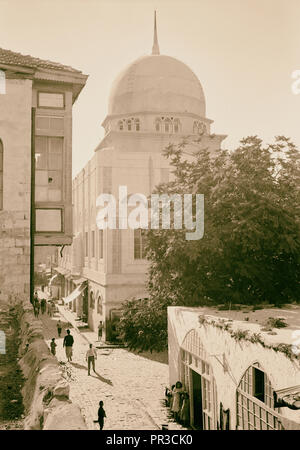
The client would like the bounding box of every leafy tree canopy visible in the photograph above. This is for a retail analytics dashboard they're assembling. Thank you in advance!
[118,136,300,351]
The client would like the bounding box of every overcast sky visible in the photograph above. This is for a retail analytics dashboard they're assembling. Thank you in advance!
[1,0,300,176]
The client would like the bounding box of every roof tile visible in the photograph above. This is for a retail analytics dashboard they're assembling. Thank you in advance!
[0,47,81,73]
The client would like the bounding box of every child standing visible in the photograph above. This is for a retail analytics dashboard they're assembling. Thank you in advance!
[97,400,106,430]
[50,338,57,356]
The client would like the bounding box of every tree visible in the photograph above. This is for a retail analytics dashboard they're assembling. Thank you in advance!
[118,136,300,351]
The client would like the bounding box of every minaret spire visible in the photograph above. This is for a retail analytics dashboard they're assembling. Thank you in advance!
[152,10,160,55]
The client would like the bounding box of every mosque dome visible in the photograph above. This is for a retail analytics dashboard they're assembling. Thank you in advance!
[108,54,206,117]
[107,12,205,118]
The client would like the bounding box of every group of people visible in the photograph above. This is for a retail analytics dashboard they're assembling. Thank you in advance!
[49,325,106,430]
[31,291,56,318]
[165,381,190,426]
[50,326,98,377]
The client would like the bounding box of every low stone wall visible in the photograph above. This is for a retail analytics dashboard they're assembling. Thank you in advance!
[17,299,87,430]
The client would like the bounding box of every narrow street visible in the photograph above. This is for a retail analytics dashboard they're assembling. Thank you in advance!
[40,309,182,430]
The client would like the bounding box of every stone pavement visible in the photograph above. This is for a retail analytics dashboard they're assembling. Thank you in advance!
[40,307,185,430]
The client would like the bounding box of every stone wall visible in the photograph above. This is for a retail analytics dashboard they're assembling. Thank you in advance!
[17,299,87,430]
[0,77,32,298]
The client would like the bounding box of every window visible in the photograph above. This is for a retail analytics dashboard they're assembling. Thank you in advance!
[118,120,123,131]
[91,230,95,257]
[85,232,88,257]
[0,139,3,210]
[97,296,102,314]
[155,118,161,132]
[135,119,140,131]
[36,116,64,131]
[134,229,146,259]
[35,136,63,202]
[164,119,171,133]
[193,121,207,135]
[38,92,64,108]
[90,291,95,309]
[174,119,180,133]
[253,367,265,403]
[99,229,103,259]
[236,365,283,430]
[127,119,132,131]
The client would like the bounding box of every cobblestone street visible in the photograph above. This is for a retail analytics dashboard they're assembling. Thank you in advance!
[40,309,183,430]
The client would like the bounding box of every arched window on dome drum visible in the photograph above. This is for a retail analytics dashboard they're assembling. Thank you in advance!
[198,122,206,134]
[174,119,180,133]
[164,118,172,133]
[155,119,161,132]
[118,120,123,131]
[127,119,132,131]
[0,139,3,210]
[236,364,283,430]
[135,119,140,131]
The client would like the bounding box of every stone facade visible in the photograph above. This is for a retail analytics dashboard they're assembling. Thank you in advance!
[0,48,87,300]
[0,78,32,297]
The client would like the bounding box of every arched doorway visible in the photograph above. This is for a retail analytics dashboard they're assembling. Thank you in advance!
[236,363,284,430]
[180,329,217,430]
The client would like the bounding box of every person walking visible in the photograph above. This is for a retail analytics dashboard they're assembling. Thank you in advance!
[57,320,63,337]
[50,338,57,356]
[97,400,106,430]
[86,343,97,375]
[41,298,46,314]
[63,329,74,362]
[98,321,103,341]
[34,297,40,318]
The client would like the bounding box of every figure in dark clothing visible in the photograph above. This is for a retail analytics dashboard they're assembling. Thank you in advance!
[50,338,57,356]
[34,298,40,318]
[41,298,46,314]
[57,320,63,337]
[97,401,106,430]
[63,329,74,362]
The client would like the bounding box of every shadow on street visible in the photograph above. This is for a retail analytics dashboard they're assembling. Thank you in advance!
[70,362,113,386]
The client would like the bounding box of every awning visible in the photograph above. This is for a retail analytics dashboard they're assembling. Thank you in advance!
[63,282,87,304]
[275,385,300,410]
[49,274,58,285]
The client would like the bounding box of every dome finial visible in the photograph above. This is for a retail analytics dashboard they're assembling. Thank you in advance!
[152,10,160,55]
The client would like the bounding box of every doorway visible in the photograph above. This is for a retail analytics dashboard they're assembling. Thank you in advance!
[191,369,203,429]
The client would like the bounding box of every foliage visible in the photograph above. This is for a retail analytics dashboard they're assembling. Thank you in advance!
[146,135,300,308]
[105,316,121,343]
[117,297,168,352]
[264,317,288,329]
[118,135,300,351]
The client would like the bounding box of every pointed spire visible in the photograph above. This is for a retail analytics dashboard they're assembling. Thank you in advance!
[152,10,160,55]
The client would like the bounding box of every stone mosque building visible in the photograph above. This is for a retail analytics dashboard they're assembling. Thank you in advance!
[56,15,226,334]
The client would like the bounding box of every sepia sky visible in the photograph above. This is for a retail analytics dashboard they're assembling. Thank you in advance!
[0,0,300,176]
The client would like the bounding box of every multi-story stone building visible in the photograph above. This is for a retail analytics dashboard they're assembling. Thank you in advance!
[0,48,87,299]
[56,19,226,335]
